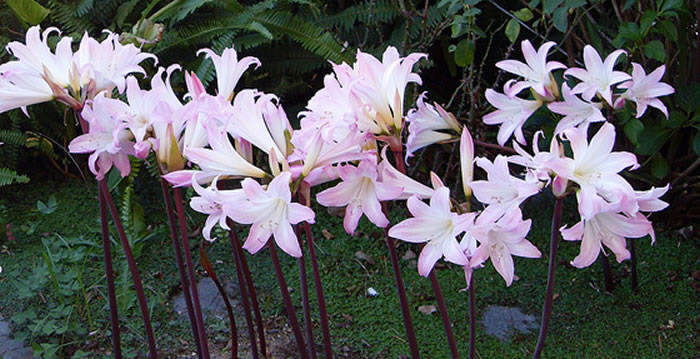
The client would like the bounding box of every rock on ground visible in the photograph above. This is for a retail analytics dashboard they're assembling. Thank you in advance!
[481,305,538,341]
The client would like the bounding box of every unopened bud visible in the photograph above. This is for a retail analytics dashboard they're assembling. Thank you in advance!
[552,175,568,198]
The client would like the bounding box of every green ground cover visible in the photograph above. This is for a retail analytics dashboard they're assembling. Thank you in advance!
[0,179,696,358]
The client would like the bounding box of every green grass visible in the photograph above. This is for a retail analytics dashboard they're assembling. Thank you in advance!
[0,179,697,358]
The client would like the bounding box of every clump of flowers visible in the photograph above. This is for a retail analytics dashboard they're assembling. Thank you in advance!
[0,24,674,359]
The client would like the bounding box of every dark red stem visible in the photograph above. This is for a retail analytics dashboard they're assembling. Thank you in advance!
[173,187,210,359]
[630,239,638,292]
[227,224,260,359]
[532,198,563,359]
[159,178,202,358]
[99,180,158,358]
[98,183,121,359]
[386,149,420,359]
[468,276,475,359]
[200,246,238,359]
[295,226,317,359]
[235,236,267,356]
[600,254,615,292]
[268,244,309,359]
[302,221,333,358]
[382,205,420,359]
[429,271,459,359]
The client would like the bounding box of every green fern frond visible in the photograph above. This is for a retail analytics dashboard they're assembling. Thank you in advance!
[0,167,29,187]
[46,0,96,36]
[75,0,94,16]
[0,129,26,147]
[255,10,353,63]
[119,157,141,237]
[154,18,242,54]
[321,0,399,32]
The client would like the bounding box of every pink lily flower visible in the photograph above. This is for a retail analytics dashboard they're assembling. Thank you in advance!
[548,83,606,135]
[549,122,638,219]
[389,186,474,276]
[483,87,542,146]
[68,93,134,180]
[0,27,74,113]
[316,159,403,234]
[300,65,358,140]
[564,45,630,105]
[470,155,541,222]
[495,40,566,99]
[616,63,675,118]
[197,46,261,101]
[378,147,435,200]
[0,74,54,114]
[75,30,156,94]
[228,172,316,258]
[181,121,266,180]
[292,123,371,180]
[1,26,73,88]
[460,126,474,199]
[470,208,541,286]
[508,131,561,184]
[405,93,461,158]
[189,177,246,242]
[459,231,478,287]
[561,202,654,268]
[227,90,285,161]
[350,47,427,134]
[634,185,669,213]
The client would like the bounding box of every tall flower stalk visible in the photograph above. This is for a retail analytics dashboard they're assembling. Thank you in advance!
[532,197,563,359]
[101,180,159,358]
[227,224,260,359]
[98,184,122,359]
[173,187,210,359]
[159,178,202,357]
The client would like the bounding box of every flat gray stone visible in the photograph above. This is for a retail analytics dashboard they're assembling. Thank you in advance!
[173,277,240,320]
[481,305,538,341]
[0,320,10,337]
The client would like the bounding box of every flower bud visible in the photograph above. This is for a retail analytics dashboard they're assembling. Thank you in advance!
[552,175,568,198]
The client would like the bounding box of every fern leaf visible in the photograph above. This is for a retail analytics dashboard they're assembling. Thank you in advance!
[0,129,26,146]
[0,167,29,186]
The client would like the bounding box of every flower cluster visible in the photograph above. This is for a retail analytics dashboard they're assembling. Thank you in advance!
[0,24,676,358]
[485,41,674,145]
[479,40,671,269]
[0,26,155,114]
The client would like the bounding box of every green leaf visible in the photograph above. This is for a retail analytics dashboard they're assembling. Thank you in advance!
[623,0,637,11]
[675,84,700,112]
[639,10,657,35]
[643,40,665,61]
[656,19,678,42]
[659,0,682,13]
[624,118,644,145]
[650,154,669,179]
[454,38,475,67]
[115,0,140,28]
[451,15,468,38]
[552,7,568,32]
[505,19,520,43]
[247,21,273,40]
[513,8,534,22]
[693,131,700,155]
[665,111,686,128]
[543,0,564,14]
[618,22,642,42]
[5,0,50,25]
[635,125,671,155]
[565,0,586,9]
